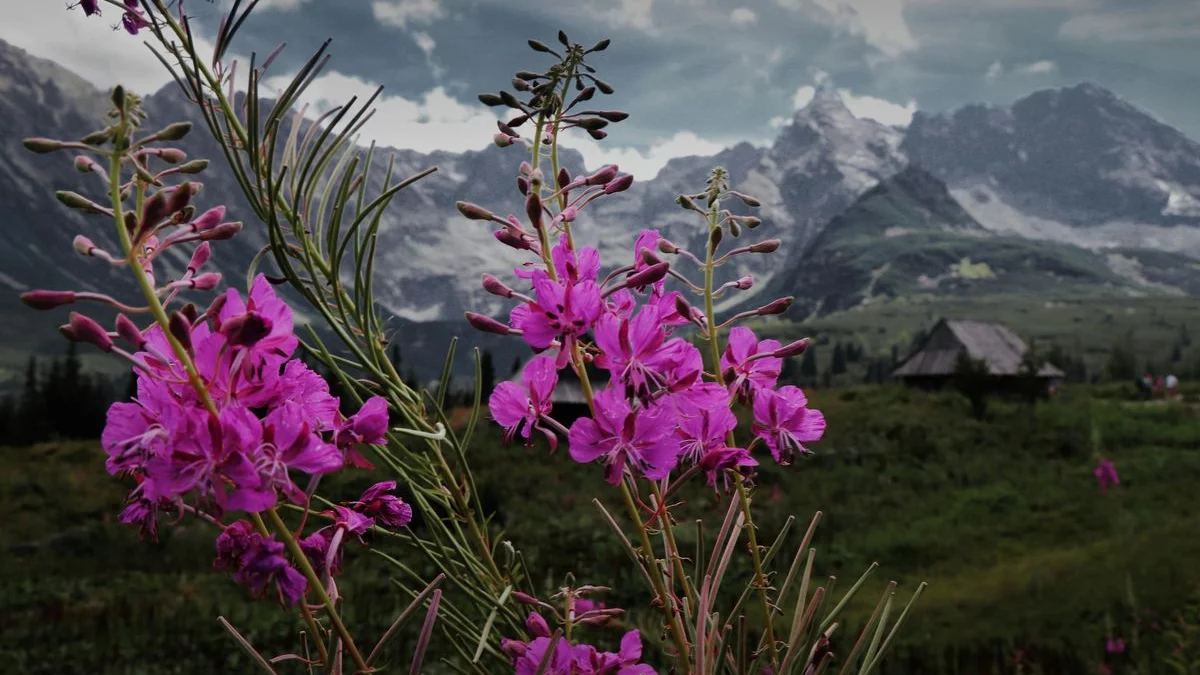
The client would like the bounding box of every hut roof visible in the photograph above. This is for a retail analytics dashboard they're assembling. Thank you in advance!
[892,319,1065,378]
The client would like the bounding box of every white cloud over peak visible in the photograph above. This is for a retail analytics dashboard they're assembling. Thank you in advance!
[730,7,758,25]
[1017,60,1057,74]
[986,60,1004,79]
[371,0,444,29]
[837,88,917,126]
[262,72,498,153]
[786,79,917,127]
[597,0,657,33]
[561,131,729,180]
[792,85,817,109]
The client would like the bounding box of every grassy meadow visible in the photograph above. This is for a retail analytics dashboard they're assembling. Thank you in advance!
[3,381,1199,674]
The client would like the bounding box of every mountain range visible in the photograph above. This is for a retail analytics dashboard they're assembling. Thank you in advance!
[4,38,1200,381]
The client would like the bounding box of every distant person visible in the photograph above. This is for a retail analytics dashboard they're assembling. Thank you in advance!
[1136,374,1152,401]
[1166,373,1179,400]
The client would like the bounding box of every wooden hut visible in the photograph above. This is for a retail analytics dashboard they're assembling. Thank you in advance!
[892,319,1063,394]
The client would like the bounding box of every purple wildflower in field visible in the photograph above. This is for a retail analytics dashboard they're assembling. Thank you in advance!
[345,481,413,530]
[489,355,559,447]
[1106,637,1126,653]
[215,520,307,606]
[721,327,783,404]
[569,388,679,485]
[1094,458,1120,493]
[752,386,827,465]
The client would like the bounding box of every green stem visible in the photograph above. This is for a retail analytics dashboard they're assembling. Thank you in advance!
[260,509,370,674]
[701,204,779,667]
[109,117,218,417]
[619,478,693,675]
[300,603,331,666]
[649,481,698,608]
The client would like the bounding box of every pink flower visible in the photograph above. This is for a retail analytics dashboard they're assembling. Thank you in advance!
[1094,458,1120,493]
[593,305,682,402]
[517,271,603,359]
[216,274,298,360]
[675,394,738,464]
[752,386,825,465]
[272,360,340,431]
[698,446,758,490]
[334,396,390,468]
[721,327,782,403]
[345,480,413,530]
[1106,638,1126,654]
[489,355,558,447]
[254,401,343,503]
[568,388,680,484]
[215,520,307,606]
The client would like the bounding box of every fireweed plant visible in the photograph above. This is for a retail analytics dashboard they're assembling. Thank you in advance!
[19,1,926,673]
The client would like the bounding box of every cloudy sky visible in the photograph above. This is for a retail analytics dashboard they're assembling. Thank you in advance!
[5,0,1200,177]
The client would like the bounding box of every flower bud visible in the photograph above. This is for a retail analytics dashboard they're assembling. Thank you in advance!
[168,311,193,350]
[157,148,187,164]
[465,312,512,335]
[674,294,692,319]
[190,205,226,232]
[81,127,114,146]
[153,122,192,141]
[501,638,528,659]
[73,155,105,176]
[626,261,670,290]
[603,174,634,194]
[205,293,228,323]
[525,612,551,638]
[734,275,754,290]
[640,248,660,266]
[584,165,618,186]
[709,227,723,250]
[525,192,543,231]
[188,242,211,272]
[756,297,793,316]
[737,215,763,229]
[773,338,810,358]
[164,183,193,217]
[21,290,77,310]
[729,190,761,207]
[221,311,273,347]
[176,159,209,174]
[199,222,242,241]
[482,274,514,298]
[67,312,113,352]
[189,272,222,291]
[519,161,532,177]
[512,591,540,606]
[456,201,495,221]
[73,235,97,257]
[141,190,169,228]
[557,167,571,190]
[180,303,200,325]
[56,190,106,214]
[750,239,781,253]
[528,167,544,186]
[657,238,680,254]
[729,220,742,238]
[559,205,578,222]
[115,314,146,349]
[676,194,704,213]
[493,133,516,147]
[494,229,532,250]
[517,176,530,195]
[22,137,65,154]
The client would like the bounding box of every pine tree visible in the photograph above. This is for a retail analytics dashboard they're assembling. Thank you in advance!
[799,348,817,381]
[480,350,496,397]
[831,342,847,375]
[18,356,40,444]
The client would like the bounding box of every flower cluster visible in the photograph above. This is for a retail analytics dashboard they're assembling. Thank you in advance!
[21,94,407,607]
[104,274,391,527]
[472,202,824,488]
